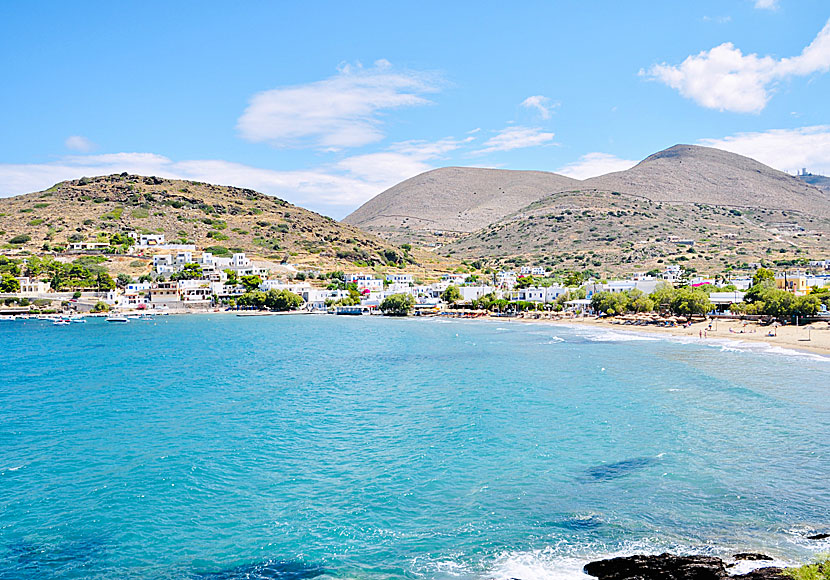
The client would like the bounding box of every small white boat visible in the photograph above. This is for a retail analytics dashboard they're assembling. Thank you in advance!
[52,319,71,326]
[105,316,129,323]
[70,317,86,323]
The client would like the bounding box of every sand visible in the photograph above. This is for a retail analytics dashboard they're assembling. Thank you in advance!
[542,316,830,357]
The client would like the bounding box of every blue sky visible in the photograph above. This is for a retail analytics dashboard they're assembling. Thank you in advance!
[1,0,829,217]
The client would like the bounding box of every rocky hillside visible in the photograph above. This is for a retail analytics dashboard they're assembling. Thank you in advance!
[798,172,830,193]
[0,174,448,273]
[580,145,829,214]
[437,145,830,275]
[342,167,578,244]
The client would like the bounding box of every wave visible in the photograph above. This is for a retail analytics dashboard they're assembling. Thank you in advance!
[413,541,799,580]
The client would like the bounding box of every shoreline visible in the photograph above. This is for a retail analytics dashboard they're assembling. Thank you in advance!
[495,315,830,358]
[8,307,830,358]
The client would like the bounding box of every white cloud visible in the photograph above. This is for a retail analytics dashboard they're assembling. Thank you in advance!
[520,95,557,119]
[476,126,555,154]
[754,0,778,10]
[64,135,97,152]
[237,60,439,149]
[699,125,830,175]
[643,18,830,113]
[556,152,638,180]
[0,136,467,218]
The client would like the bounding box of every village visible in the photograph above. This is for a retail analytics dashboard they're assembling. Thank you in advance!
[2,231,830,323]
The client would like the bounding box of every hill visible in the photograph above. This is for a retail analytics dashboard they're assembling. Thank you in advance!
[342,167,578,245]
[0,174,449,276]
[798,172,830,193]
[437,145,830,275]
[578,145,829,214]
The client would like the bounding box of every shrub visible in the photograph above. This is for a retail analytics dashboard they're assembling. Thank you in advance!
[91,301,111,313]
[784,556,830,580]
[28,218,45,226]
[380,293,414,316]
[204,246,230,256]
[9,234,31,244]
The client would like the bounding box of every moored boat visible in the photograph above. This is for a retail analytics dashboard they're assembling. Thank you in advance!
[105,315,129,323]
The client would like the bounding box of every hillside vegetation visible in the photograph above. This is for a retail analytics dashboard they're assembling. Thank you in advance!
[441,189,830,275]
[0,174,451,275]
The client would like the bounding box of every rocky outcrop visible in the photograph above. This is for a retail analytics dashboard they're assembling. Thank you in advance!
[583,553,786,580]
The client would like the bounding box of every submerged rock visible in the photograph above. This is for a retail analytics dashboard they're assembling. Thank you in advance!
[733,553,774,561]
[807,533,830,540]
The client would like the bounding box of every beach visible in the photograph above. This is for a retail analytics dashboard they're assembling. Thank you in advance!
[532,316,830,357]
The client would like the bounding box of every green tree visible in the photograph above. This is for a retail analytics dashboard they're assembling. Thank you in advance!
[380,293,414,316]
[793,295,821,317]
[90,301,111,313]
[50,270,64,292]
[96,272,116,291]
[171,263,203,281]
[264,289,304,311]
[669,287,712,320]
[752,267,775,287]
[240,275,262,292]
[441,285,462,303]
[116,273,133,288]
[223,269,239,285]
[0,273,20,293]
[564,271,586,287]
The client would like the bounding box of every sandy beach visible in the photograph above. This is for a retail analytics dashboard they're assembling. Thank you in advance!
[541,316,830,357]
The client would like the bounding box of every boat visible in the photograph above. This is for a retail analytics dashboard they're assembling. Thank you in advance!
[105,315,129,323]
[70,317,86,323]
[52,319,71,326]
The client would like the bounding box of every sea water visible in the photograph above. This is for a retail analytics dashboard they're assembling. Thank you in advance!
[0,315,828,579]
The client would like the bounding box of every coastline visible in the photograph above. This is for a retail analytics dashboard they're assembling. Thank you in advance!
[504,315,830,358]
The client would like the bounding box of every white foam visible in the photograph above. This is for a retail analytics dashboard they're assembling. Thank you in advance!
[727,558,791,576]
[487,549,592,580]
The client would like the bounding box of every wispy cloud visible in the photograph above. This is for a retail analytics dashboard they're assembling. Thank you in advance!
[236,59,440,150]
[64,135,97,153]
[642,19,830,113]
[754,0,778,10]
[699,125,830,175]
[476,126,555,154]
[520,95,557,119]
[557,152,638,180]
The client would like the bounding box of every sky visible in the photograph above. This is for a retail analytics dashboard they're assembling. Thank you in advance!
[1,0,829,218]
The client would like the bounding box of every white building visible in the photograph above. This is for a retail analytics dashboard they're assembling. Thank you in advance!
[13,277,50,296]
[386,273,414,285]
[662,265,683,282]
[345,273,384,293]
[496,271,517,289]
[520,266,545,276]
[459,285,496,302]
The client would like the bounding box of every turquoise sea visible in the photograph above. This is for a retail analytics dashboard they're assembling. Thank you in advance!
[1,315,828,579]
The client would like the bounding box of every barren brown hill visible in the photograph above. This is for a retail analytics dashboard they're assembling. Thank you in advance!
[0,174,450,274]
[342,167,578,244]
[580,144,829,214]
[438,145,830,275]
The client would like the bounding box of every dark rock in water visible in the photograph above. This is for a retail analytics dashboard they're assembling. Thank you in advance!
[807,533,830,540]
[734,553,774,561]
[584,457,656,481]
[584,554,788,580]
[583,553,726,580]
[193,560,327,580]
